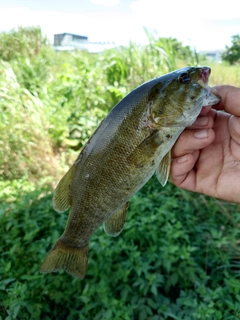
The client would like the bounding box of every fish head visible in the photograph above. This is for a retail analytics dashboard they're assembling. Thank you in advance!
[147,66,221,127]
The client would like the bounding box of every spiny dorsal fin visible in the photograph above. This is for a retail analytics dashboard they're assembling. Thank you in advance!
[156,151,171,187]
[104,202,129,237]
[53,165,75,213]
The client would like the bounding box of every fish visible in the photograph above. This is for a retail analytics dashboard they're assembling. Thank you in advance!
[40,66,221,278]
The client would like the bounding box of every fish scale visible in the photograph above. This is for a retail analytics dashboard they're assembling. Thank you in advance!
[40,66,221,278]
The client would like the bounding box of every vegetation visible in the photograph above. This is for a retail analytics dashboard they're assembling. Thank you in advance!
[222,34,240,65]
[1,27,240,319]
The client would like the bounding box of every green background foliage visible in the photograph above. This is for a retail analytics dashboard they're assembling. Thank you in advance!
[222,34,240,65]
[1,27,240,319]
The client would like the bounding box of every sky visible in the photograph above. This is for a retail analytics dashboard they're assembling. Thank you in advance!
[0,0,239,51]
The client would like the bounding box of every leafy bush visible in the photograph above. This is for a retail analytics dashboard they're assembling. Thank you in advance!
[222,34,240,65]
[1,178,240,319]
[0,60,56,181]
[0,26,48,62]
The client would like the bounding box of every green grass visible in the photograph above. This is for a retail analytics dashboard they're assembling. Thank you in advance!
[1,178,240,319]
[210,62,240,87]
[1,26,240,319]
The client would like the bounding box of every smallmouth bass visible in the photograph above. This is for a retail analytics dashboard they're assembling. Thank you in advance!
[40,66,221,278]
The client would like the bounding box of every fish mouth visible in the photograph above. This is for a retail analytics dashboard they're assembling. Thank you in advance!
[197,66,211,88]
[209,87,221,100]
[200,66,211,83]
[197,66,221,105]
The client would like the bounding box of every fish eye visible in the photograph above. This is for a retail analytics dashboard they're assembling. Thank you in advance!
[178,72,191,84]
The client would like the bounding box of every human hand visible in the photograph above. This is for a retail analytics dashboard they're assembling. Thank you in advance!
[170,85,240,203]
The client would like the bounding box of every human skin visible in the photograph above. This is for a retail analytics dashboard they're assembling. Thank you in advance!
[170,85,240,203]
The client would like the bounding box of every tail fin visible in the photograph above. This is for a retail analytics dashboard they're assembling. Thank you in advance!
[40,240,88,279]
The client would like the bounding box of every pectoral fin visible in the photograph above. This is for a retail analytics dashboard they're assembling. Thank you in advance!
[156,151,171,187]
[104,202,129,237]
[53,165,75,212]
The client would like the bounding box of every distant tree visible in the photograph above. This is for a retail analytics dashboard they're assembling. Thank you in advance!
[222,34,240,65]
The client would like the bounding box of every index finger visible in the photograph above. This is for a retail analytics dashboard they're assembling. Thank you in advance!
[213,85,240,116]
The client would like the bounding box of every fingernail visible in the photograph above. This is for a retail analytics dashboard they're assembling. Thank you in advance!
[195,116,209,126]
[177,154,188,164]
[194,129,209,138]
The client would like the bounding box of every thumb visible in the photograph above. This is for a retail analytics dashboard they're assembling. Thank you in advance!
[213,85,240,117]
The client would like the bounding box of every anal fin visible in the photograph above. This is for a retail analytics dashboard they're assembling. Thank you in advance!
[104,202,129,237]
[156,151,171,186]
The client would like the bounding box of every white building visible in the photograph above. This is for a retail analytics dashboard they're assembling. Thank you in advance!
[54,33,115,53]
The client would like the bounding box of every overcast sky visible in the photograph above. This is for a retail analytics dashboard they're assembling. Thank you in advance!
[0,0,239,51]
